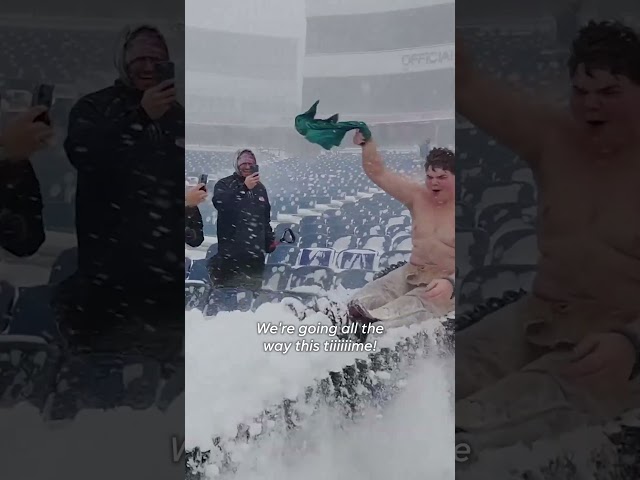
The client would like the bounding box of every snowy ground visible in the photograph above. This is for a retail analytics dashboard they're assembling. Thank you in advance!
[186,303,454,479]
[1,398,185,480]
[224,355,454,480]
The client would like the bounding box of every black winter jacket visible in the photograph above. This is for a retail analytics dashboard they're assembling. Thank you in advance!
[0,158,45,257]
[185,205,204,247]
[63,80,185,301]
[213,173,275,258]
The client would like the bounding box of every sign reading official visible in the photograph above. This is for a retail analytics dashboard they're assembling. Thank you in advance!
[401,45,454,71]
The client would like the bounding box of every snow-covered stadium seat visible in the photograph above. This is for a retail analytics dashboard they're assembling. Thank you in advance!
[335,249,377,271]
[333,269,375,290]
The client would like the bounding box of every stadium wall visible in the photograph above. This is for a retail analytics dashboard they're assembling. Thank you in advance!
[305,0,451,18]
[304,43,454,78]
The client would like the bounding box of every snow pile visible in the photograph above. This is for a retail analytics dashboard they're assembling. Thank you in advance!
[210,354,454,480]
[185,303,448,450]
[0,397,184,480]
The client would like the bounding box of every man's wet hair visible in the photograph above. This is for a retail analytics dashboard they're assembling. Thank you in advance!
[568,21,640,84]
[425,147,455,174]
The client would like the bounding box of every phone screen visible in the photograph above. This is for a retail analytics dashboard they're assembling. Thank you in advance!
[32,84,54,124]
[199,174,208,191]
[155,61,175,83]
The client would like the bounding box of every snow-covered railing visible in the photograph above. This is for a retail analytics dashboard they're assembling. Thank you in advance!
[186,317,454,479]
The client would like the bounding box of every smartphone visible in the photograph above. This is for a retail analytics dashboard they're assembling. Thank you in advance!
[199,174,208,191]
[250,164,259,175]
[32,84,54,125]
[155,61,175,85]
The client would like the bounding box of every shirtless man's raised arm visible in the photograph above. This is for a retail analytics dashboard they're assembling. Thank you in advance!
[456,36,566,165]
[354,131,419,207]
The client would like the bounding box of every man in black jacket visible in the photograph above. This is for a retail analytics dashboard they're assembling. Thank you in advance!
[209,148,277,290]
[55,24,185,355]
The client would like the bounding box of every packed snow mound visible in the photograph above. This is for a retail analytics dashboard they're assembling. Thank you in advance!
[185,303,448,450]
[0,398,184,480]
[223,355,455,480]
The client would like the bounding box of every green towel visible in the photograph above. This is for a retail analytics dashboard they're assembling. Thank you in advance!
[294,100,371,150]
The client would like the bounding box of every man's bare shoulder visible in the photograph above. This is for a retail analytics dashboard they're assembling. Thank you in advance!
[532,110,577,165]
[404,183,427,209]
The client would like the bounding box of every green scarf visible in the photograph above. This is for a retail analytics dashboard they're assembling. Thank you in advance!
[294,100,371,150]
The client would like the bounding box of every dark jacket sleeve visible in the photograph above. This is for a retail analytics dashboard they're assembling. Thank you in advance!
[185,205,204,247]
[0,158,45,257]
[63,96,154,173]
[263,189,275,249]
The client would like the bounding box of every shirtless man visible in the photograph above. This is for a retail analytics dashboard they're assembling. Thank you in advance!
[456,21,640,453]
[346,131,455,329]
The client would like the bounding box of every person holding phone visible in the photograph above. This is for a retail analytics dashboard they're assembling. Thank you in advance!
[0,106,53,257]
[185,180,207,247]
[57,24,185,357]
[209,148,277,291]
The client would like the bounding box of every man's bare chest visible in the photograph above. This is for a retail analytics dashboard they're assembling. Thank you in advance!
[538,157,640,249]
[411,199,454,245]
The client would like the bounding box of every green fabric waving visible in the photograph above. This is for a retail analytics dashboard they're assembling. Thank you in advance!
[294,100,371,150]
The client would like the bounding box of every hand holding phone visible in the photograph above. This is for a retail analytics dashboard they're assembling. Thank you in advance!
[141,80,176,120]
[154,61,175,84]
[32,84,54,125]
[199,174,208,191]
[0,107,54,159]
[244,172,260,190]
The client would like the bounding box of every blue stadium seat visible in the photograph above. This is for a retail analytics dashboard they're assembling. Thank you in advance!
[274,222,296,242]
[358,235,391,252]
[262,264,292,292]
[299,234,329,249]
[8,286,58,341]
[206,243,218,260]
[49,247,78,284]
[300,223,328,237]
[187,259,210,282]
[287,266,334,292]
[0,281,16,332]
[378,250,411,269]
[491,228,538,265]
[0,335,60,411]
[458,264,537,313]
[297,248,335,268]
[185,281,210,310]
[203,288,254,316]
[334,270,375,290]
[335,249,377,271]
[329,234,358,251]
[391,234,412,251]
[266,245,299,265]
[48,353,161,420]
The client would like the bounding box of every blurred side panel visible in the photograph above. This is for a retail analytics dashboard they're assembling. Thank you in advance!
[0,2,185,479]
[455,0,640,478]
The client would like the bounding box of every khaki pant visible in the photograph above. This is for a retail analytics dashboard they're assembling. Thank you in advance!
[349,263,454,328]
[456,294,640,454]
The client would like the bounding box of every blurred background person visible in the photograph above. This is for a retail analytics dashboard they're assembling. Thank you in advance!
[185,183,206,279]
[0,106,53,257]
[455,12,640,465]
[208,148,277,290]
[185,182,207,247]
[55,24,185,357]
